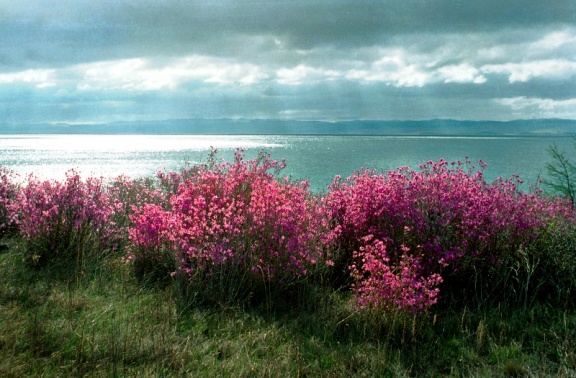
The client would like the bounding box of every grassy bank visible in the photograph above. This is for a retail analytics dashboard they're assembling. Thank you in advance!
[1,152,576,376]
[1,238,575,377]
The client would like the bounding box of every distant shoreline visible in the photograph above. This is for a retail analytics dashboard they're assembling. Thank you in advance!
[1,118,576,137]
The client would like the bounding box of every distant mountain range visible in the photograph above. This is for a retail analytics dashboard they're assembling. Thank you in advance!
[1,118,576,136]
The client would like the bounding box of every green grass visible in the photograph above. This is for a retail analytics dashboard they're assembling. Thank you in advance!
[1,239,575,377]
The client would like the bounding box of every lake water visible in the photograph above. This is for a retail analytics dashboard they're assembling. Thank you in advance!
[0,134,573,192]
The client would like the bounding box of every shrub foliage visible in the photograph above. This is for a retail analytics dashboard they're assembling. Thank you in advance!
[325,159,574,311]
[11,171,117,268]
[1,151,574,313]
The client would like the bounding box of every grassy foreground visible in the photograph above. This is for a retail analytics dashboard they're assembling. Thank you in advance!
[1,238,575,377]
[2,153,576,377]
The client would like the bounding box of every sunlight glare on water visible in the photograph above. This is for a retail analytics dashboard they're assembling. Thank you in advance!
[0,135,282,152]
[0,135,284,182]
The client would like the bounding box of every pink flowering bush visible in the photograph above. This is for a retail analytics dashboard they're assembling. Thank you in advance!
[350,235,443,314]
[326,159,574,312]
[13,170,116,268]
[107,175,171,234]
[3,151,573,312]
[103,175,175,281]
[128,203,178,285]
[0,167,18,237]
[129,150,333,303]
[108,165,208,285]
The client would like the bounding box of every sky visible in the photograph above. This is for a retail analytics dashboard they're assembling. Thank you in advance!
[1,0,576,124]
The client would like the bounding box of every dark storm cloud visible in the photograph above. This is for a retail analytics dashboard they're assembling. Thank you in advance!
[2,0,575,69]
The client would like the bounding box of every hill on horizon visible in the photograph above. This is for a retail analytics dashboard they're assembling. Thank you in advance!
[1,118,576,136]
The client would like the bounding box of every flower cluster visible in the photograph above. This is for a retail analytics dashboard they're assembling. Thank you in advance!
[349,235,443,313]
[2,153,573,313]
[129,150,332,288]
[106,175,170,235]
[12,170,116,264]
[0,167,18,237]
[326,159,573,312]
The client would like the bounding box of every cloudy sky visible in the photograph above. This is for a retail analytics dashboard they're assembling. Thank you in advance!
[1,0,575,124]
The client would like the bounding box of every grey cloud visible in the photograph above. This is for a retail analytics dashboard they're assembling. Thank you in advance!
[2,0,575,71]
[0,19,131,71]
[1,0,575,122]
